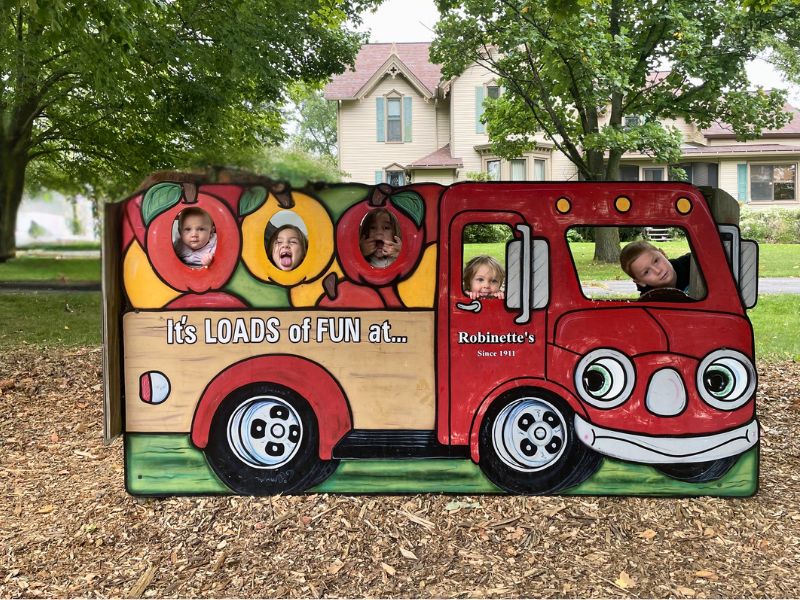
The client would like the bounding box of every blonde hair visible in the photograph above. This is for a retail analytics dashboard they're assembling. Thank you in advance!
[619,240,665,278]
[463,255,505,291]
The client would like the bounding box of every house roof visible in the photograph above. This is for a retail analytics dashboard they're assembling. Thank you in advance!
[324,43,442,100]
[407,144,463,169]
[681,143,800,156]
[702,103,800,138]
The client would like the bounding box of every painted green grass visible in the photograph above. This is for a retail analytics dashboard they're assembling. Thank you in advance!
[0,291,101,349]
[465,242,799,279]
[125,434,757,497]
[0,256,100,282]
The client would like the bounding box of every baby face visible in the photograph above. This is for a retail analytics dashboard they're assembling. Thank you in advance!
[469,264,502,297]
[179,214,212,251]
[271,228,305,271]
[367,212,394,255]
[629,249,677,288]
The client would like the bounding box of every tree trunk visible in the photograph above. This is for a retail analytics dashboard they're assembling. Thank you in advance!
[593,226,621,263]
[0,153,27,262]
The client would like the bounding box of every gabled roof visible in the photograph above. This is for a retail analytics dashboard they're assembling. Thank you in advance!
[681,143,800,155]
[324,43,442,100]
[702,103,800,138]
[407,144,463,169]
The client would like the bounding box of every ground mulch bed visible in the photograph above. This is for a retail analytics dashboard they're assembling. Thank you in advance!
[1,348,798,598]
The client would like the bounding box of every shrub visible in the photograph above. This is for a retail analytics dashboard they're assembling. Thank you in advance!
[463,224,513,243]
[740,207,800,243]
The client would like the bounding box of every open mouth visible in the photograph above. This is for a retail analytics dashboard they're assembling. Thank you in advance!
[279,250,293,268]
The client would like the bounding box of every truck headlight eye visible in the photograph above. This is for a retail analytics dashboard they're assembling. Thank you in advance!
[575,349,635,409]
[697,350,755,410]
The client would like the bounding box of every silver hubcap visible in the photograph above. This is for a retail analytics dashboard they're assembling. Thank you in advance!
[491,397,568,471]
[227,396,303,469]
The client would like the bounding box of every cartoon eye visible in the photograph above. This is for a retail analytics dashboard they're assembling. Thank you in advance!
[574,349,635,409]
[697,350,756,410]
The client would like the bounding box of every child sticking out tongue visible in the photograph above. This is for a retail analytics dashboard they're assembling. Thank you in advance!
[268,225,307,272]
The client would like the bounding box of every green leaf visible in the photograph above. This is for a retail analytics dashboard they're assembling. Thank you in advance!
[142,183,183,226]
[239,186,268,217]
[390,191,425,228]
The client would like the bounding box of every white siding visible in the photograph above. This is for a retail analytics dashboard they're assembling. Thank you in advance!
[338,76,440,183]
[449,63,494,175]
[718,160,741,200]
[411,169,456,185]
[436,98,451,149]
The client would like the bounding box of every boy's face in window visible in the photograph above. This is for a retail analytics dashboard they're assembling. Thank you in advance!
[272,228,305,271]
[469,264,502,297]
[367,212,395,255]
[629,249,677,288]
[180,214,212,251]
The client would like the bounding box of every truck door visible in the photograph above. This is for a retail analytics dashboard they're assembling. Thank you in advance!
[445,211,548,445]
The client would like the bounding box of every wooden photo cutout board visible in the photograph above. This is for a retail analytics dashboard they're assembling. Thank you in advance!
[106,174,760,496]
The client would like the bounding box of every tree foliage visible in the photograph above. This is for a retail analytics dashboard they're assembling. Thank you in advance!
[0,0,378,260]
[431,0,800,260]
[285,83,339,159]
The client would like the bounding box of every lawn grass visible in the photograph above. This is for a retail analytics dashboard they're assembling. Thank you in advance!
[0,242,796,283]
[0,291,101,349]
[749,294,800,361]
[0,256,100,282]
[465,242,799,279]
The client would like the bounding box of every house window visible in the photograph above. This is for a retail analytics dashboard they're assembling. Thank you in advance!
[386,97,402,142]
[533,159,545,181]
[750,164,796,201]
[386,170,405,186]
[487,160,501,181]
[643,168,664,181]
[486,85,500,100]
[510,159,526,181]
[623,115,642,129]
[620,165,639,181]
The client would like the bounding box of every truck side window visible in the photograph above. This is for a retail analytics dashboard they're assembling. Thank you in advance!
[567,226,706,301]
[462,223,513,299]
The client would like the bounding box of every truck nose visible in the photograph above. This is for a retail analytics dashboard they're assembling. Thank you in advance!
[645,368,686,416]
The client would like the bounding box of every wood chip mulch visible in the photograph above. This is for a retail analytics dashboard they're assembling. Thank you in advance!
[1,348,799,598]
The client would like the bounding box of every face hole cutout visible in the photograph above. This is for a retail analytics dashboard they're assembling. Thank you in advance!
[265,211,308,272]
[173,207,216,268]
[359,208,402,269]
[461,223,512,301]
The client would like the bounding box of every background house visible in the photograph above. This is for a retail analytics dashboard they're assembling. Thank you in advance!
[325,42,800,208]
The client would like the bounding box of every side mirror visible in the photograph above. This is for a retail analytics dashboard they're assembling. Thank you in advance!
[506,225,549,324]
[740,239,758,309]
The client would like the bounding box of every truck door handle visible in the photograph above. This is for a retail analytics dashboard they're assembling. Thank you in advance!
[456,300,482,313]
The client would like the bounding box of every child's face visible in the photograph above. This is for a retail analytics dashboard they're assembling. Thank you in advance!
[367,213,394,254]
[629,249,677,288]
[179,214,212,251]
[272,228,305,271]
[469,264,502,296]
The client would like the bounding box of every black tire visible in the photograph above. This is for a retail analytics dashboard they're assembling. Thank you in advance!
[205,382,339,494]
[478,389,601,494]
[654,455,739,483]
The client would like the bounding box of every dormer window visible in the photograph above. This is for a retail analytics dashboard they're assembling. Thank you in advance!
[376,92,412,143]
[387,97,402,142]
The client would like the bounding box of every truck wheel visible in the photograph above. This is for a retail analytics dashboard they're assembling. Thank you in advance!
[478,390,601,494]
[654,455,739,483]
[205,383,338,494]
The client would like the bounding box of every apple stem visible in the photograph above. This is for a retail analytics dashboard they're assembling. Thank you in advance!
[369,183,393,207]
[322,272,338,300]
[182,182,198,204]
[270,182,295,209]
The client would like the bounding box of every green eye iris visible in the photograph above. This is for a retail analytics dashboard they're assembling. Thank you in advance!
[584,364,612,397]
[704,365,734,398]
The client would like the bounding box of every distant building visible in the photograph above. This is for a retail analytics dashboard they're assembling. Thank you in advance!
[16,192,98,246]
[325,42,800,208]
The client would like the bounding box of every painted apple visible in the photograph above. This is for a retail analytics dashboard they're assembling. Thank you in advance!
[335,186,425,287]
[145,182,241,293]
[318,273,385,308]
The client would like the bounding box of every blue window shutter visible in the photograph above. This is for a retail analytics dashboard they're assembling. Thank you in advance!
[737,163,748,201]
[376,97,385,142]
[475,87,485,134]
[398,172,406,185]
[375,170,383,184]
[403,96,413,142]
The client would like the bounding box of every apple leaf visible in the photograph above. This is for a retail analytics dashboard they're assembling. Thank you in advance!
[142,183,183,226]
[239,186,268,217]
[390,191,425,228]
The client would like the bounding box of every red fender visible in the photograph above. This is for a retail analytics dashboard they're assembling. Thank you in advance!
[191,355,352,460]
[467,378,586,464]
